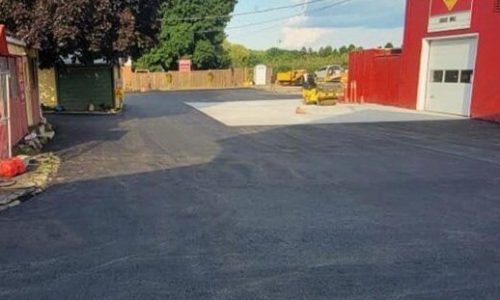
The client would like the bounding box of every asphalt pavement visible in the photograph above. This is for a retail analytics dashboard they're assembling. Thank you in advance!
[1,89,500,299]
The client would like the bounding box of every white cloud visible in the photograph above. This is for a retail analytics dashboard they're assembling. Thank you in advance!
[228,0,405,50]
[279,26,403,49]
[281,27,329,48]
[284,15,308,27]
[278,0,404,49]
[281,3,323,48]
[320,26,404,49]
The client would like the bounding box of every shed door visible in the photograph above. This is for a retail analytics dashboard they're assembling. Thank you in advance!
[57,66,113,111]
[425,38,477,116]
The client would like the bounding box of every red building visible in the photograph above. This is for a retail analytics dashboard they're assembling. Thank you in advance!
[347,0,500,121]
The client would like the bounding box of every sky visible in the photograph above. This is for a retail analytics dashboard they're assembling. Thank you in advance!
[226,0,406,50]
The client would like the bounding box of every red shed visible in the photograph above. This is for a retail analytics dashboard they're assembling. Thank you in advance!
[347,0,500,121]
[0,25,42,158]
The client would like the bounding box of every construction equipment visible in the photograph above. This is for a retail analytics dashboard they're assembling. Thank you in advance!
[315,65,344,82]
[276,69,306,86]
[302,74,341,106]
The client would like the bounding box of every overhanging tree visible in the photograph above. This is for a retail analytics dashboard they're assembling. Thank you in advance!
[0,0,161,67]
[138,0,237,71]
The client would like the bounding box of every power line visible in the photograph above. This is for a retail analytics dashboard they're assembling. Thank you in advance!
[228,24,280,39]
[164,0,332,23]
[228,0,352,30]
[198,0,353,34]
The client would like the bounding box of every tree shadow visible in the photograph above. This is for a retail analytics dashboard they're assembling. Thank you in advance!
[2,117,500,298]
[45,89,301,159]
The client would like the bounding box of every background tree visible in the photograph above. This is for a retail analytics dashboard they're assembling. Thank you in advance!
[223,41,250,68]
[0,0,161,68]
[318,46,333,57]
[138,0,237,71]
[300,47,308,57]
[338,46,348,55]
[222,43,362,72]
[347,44,357,52]
[384,42,394,49]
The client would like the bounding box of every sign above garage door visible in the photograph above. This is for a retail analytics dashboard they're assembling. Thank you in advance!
[429,0,473,32]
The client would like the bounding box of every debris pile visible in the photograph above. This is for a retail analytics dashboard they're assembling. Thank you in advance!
[14,120,56,156]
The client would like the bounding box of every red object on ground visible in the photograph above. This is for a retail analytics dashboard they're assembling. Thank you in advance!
[0,157,26,178]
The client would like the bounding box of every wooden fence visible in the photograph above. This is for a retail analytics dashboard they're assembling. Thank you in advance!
[122,67,261,92]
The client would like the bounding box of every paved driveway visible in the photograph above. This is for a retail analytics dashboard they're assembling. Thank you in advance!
[1,89,500,299]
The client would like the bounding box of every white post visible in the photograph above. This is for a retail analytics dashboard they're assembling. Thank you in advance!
[6,74,12,158]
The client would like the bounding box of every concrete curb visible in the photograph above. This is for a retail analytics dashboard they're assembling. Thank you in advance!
[125,87,251,94]
[43,110,121,116]
[250,85,303,95]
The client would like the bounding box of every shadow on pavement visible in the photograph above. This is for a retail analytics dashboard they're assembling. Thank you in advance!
[1,112,500,298]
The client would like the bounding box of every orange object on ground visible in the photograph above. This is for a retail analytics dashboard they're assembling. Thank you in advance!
[0,157,27,178]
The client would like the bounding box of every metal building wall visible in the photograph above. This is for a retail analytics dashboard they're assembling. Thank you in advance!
[371,54,403,107]
[347,49,403,106]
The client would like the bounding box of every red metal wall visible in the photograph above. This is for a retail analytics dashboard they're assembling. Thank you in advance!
[347,49,404,107]
[431,0,473,15]
[467,1,500,121]
[348,0,500,121]
[396,0,428,109]
[347,49,388,103]
[372,54,404,107]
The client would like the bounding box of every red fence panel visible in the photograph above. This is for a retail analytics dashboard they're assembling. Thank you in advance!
[347,49,403,107]
[372,54,402,106]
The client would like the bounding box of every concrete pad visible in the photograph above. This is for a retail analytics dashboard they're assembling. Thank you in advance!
[187,99,465,127]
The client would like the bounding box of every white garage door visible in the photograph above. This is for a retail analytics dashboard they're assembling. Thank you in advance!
[425,37,477,116]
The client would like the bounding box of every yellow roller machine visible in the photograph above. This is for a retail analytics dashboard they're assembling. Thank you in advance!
[302,74,341,106]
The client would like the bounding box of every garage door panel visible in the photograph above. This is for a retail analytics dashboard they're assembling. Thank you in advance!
[428,39,477,69]
[425,38,477,116]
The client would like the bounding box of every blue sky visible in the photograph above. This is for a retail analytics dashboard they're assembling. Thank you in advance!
[227,0,406,50]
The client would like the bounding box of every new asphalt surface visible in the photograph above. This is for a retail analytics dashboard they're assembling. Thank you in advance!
[1,89,500,299]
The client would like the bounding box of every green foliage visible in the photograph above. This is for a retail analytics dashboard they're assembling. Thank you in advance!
[223,41,250,68]
[0,0,161,68]
[384,42,394,49]
[138,0,237,71]
[193,40,217,69]
[224,41,364,73]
